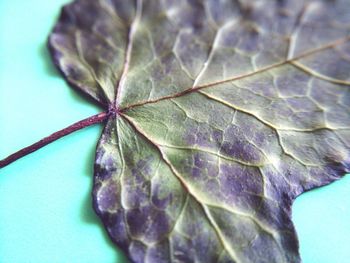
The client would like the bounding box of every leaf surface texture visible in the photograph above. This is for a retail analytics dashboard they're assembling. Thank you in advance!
[49,0,350,262]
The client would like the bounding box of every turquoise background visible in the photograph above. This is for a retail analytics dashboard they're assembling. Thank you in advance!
[0,1,349,262]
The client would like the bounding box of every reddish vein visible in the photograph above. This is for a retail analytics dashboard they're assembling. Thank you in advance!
[0,112,109,169]
[1,35,349,170]
[120,35,350,112]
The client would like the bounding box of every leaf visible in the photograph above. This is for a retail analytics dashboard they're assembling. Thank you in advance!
[48,0,350,262]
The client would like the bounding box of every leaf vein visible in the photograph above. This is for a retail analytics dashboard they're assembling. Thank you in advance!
[121,36,350,111]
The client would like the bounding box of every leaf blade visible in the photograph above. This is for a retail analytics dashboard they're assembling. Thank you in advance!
[49,0,350,262]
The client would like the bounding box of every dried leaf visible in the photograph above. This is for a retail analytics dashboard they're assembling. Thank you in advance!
[49,0,350,262]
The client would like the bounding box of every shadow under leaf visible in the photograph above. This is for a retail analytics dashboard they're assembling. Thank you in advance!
[80,144,129,263]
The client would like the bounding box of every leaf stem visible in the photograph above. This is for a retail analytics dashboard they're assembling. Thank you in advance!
[0,111,109,169]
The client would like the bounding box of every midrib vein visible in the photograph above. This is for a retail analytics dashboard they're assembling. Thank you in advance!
[120,35,350,112]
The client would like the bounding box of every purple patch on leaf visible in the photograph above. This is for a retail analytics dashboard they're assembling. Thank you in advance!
[95,152,120,181]
[126,207,172,242]
[212,129,223,143]
[104,211,128,250]
[97,181,119,211]
[191,167,201,178]
[185,133,196,145]
[194,154,206,168]
[124,182,151,208]
[196,129,212,148]
[146,241,170,263]
[151,185,173,210]
[218,163,263,206]
[129,241,147,263]
[220,140,262,164]
[192,153,219,178]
